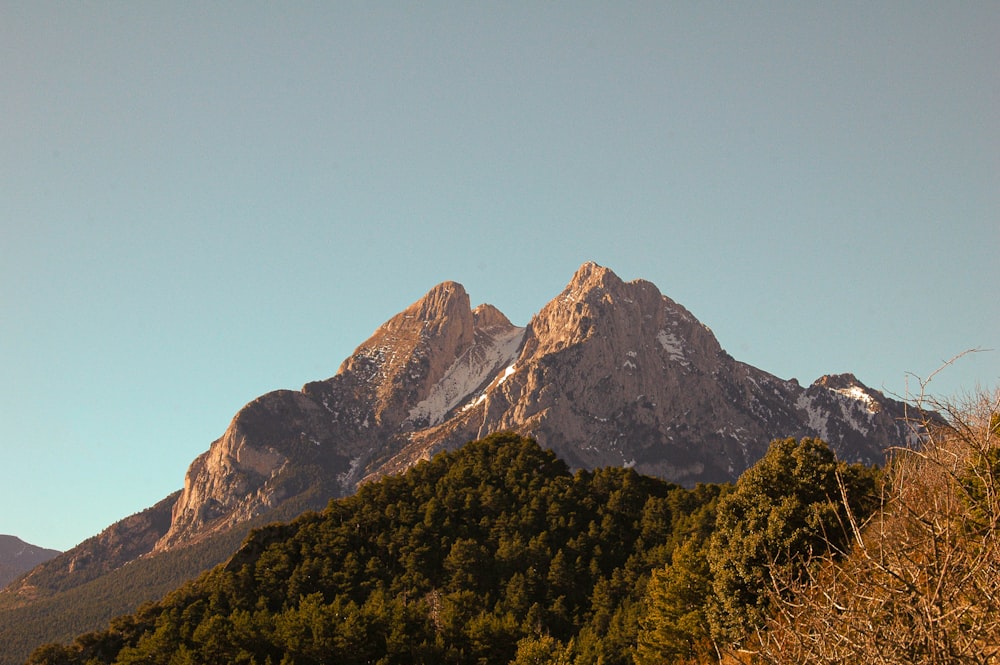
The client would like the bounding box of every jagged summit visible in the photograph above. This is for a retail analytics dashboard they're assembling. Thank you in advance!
[564,261,661,295]
[565,260,624,291]
[152,280,526,551]
[472,303,513,330]
[524,263,719,376]
[814,372,868,391]
[368,264,915,484]
[553,262,666,321]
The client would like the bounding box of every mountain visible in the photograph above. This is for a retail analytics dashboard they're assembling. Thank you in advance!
[0,537,59,589]
[13,263,920,566]
[0,262,923,662]
[162,262,916,551]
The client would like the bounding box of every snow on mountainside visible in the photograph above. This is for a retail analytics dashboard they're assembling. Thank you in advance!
[407,318,525,427]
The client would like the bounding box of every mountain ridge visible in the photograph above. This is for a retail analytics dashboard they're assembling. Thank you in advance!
[365,262,914,484]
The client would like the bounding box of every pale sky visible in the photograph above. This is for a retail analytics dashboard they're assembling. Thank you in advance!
[2,3,997,551]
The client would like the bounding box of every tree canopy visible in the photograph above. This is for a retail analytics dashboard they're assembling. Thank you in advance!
[707,437,878,642]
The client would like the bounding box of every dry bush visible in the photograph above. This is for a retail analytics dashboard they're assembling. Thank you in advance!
[754,386,1000,664]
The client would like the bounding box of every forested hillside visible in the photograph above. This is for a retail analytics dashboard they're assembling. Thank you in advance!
[0,528,247,665]
[0,484,334,665]
[26,431,886,664]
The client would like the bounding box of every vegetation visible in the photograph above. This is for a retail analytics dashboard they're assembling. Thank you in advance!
[635,437,880,663]
[755,390,1000,664]
[706,437,878,643]
[636,387,1000,665]
[0,524,249,665]
[27,433,726,664]
[26,387,998,664]
[0,465,338,665]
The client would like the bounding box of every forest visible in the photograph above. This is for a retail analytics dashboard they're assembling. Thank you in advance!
[25,390,1000,664]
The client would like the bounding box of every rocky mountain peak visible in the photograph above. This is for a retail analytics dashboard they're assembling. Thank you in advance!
[404,281,471,333]
[522,263,720,368]
[814,373,864,390]
[153,281,525,551]
[560,262,666,306]
[326,281,479,428]
[807,373,886,416]
[339,281,473,379]
[566,260,625,292]
[472,303,513,331]
[376,263,919,484]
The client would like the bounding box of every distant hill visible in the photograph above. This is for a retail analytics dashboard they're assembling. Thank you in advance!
[0,536,59,588]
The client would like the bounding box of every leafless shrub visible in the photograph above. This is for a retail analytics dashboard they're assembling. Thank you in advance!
[754,378,1000,665]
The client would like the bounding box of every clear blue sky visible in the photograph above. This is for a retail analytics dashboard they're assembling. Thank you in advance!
[2,3,997,551]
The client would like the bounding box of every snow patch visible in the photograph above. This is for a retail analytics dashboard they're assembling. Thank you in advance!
[797,393,830,441]
[461,393,488,412]
[656,330,690,366]
[337,456,364,493]
[496,362,517,387]
[834,385,878,413]
[408,327,525,426]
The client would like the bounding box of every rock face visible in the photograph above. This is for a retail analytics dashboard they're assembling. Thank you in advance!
[14,262,921,592]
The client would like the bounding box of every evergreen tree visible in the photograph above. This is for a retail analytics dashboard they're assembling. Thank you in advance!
[635,536,713,664]
[706,437,876,646]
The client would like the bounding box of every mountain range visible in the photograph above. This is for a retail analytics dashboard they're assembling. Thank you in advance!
[0,262,922,662]
[160,262,916,550]
[0,537,59,590]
